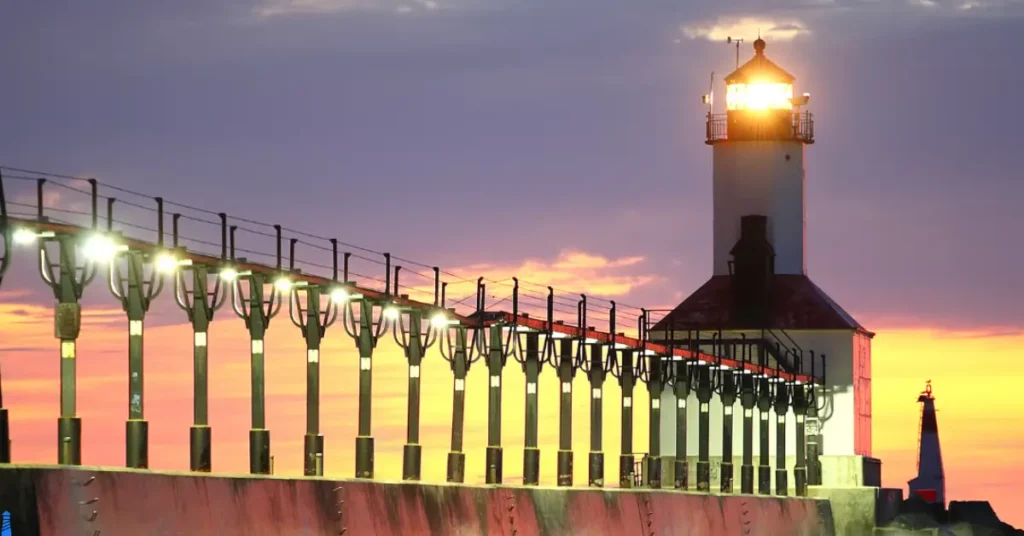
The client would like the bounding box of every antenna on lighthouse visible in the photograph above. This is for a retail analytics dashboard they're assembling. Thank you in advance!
[701,71,715,113]
[726,36,744,69]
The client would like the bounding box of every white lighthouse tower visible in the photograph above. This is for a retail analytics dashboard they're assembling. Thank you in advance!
[909,381,945,506]
[653,38,878,492]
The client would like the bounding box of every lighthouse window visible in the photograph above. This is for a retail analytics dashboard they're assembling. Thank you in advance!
[726,82,794,111]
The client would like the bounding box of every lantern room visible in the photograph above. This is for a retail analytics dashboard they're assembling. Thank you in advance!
[706,38,814,144]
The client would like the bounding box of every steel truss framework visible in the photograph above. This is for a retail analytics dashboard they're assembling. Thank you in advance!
[0,172,825,496]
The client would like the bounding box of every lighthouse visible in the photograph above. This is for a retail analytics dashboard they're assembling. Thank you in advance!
[909,381,945,506]
[651,38,878,493]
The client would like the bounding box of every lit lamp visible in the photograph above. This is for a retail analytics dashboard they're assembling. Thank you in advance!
[718,38,805,142]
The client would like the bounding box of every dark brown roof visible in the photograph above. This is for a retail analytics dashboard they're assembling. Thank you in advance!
[651,274,873,336]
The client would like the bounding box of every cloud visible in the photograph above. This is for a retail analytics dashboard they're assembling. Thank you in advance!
[682,16,811,43]
[254,0,443,17]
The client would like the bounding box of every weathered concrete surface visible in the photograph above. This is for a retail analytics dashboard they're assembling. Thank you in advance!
[810,486,893,536]
[0,465,834,535]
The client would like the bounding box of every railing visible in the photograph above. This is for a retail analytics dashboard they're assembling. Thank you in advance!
[705,111,814,144]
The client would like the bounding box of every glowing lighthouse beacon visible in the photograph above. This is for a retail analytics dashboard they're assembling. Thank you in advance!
[652,38,878,493]
[908,381,945,506]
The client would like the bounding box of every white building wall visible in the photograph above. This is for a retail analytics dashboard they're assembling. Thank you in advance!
[658,329,863,460]
[712,141,806,276]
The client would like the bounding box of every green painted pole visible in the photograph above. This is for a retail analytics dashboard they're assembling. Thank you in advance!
[792,383,808,496]
[775,380,790,496]
[246,273,271,475]
[188,265,213,472]
[556,338,574,486]
[302,286,325,477]
[618,349,635,488]
[673,360,691,490]
[523,332,541,485]
[646,355,663,489]
[740,371,757,494]
[485,324,504,484]
[354,300,375,478]
[401,311,424,481]
[122,251,153,469]
[52,236,87,466]
[446,327,468,483]
[695,364,712,492]
[757,374,773,494]
[719,368,736,493]
[588,342,605,487]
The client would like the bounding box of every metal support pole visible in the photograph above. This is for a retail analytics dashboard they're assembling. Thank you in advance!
[446,327,469,483]
[646,355,663,489]
[556,338,574,486]
[355,300,375,478]
[720,368,736,493]
[295,286,328,477]
[792,383,808,496]
[618,349,635,488]
[0,365,9,463]
[177,264,222,472]
[111,250,164,469]
[485,324,504,484]
[775,380,790,495]
[401,311,424,481]
[740,372,757,494]
[41,235,96,466]
[522,332,541,485]
[231,271,279,475]
[695,364,712,492]
[588,342,605,487]
[757,374,773,494]
[673,359,691,490]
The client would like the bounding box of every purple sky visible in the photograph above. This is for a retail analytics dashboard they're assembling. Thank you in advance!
[2,0,1022,331]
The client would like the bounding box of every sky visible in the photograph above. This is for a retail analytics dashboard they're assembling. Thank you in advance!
[2,0,1024,528]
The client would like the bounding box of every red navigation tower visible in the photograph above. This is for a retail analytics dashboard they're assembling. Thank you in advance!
[908,381,945,506]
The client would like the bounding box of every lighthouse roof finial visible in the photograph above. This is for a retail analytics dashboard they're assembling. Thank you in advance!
[754,37,766,54]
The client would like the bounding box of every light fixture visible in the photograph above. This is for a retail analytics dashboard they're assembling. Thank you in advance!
[330,288,350,303]
[383,306,400,320]
[430,312,449,329]
[155,252,179,274]
[12,228,38,245]
[218,267,239,282]
[273,276,292,292]
[82,233,125,262]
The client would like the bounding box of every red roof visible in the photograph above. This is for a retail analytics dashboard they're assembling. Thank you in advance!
[651,274,873,336]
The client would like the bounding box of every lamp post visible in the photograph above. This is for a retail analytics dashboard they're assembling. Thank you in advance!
[792,375,808,496]
[173,213,229,472]
[107,198,166,469]
[391,266,438,482]
[607,303,636,489]
[481,278,509,485]
[576,295,606,488]
[774,358,792,496]
[34,179,100,465]
[287,239,339,477]
[508,279,548,486]
[695,360,713,492]
[340,252,390,479]
[806,353,826,487]
[714,345,740,494]
[0,173,8,462]
[739,340,758,494]
[439,277,477,483]
[642,311,663,489]
[672,331,696,490]
[228,224,285,475]
[757,350,775,495]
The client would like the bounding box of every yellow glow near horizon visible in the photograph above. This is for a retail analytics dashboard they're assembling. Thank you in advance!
[727,82,793,111]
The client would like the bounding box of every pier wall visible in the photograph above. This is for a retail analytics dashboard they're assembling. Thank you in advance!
[0,465,834,535]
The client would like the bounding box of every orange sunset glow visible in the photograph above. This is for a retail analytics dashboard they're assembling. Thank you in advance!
[2,279,1023,526]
